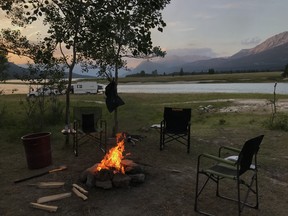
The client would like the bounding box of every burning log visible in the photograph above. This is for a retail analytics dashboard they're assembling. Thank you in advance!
[95,169,114,181]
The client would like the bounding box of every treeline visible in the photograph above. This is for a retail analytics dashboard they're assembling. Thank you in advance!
[126,68,280,78]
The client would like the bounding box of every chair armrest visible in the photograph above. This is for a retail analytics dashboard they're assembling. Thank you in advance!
[160,120,165,128]
[218,145,241,157]
[199,153,236,166]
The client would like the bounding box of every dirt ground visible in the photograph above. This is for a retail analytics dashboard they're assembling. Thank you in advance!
[1,100,288,216]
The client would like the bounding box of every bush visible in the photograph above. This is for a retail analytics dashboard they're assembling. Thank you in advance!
[45,96,64,124]
[264,113,288,131]
[20,95,64,131]
[0,104,7,127]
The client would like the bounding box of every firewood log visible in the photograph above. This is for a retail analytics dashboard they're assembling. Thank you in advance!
[72,187,88,200]
[37,192,72,204]
[30,202,58,212]
[30,182,65,188]
[72,183,88,195]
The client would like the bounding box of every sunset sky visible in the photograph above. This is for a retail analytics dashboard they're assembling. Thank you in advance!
[1,0,288,67]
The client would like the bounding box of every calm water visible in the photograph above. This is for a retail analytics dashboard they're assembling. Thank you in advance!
[118,83,288,94]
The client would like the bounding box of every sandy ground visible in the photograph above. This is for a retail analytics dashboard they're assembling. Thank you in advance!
[0,82,31,95]
[219,99,288,113]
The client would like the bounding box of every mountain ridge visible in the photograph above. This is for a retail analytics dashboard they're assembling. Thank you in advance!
[132,31,288,74]
[4,31,288,78]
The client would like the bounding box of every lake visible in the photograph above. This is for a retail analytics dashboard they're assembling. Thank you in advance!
[118,82,288,94]
[1,82,288,95]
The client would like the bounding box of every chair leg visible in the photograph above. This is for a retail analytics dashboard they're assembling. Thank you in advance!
[187,131,190,153]
[194,173,214,215]
[237,178,241,216]
[194,166,200,212]
[73,121,78,157]
[255,174,259,209]
[160,132,164,151]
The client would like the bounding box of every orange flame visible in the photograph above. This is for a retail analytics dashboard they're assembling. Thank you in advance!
[95,132,126,174]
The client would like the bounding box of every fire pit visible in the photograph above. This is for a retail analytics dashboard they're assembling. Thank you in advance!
[80,133,146,189]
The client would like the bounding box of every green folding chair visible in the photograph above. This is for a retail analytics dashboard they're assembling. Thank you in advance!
[194,135,264,216]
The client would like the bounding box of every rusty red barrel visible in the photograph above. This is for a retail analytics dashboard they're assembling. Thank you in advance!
[21,132,52,169]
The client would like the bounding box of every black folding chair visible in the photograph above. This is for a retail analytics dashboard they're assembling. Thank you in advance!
[73,106,107,156]
[194,135,264,216]
[160,107,191,153]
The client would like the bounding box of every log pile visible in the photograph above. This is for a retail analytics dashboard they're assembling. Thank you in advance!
[29,182,88,213]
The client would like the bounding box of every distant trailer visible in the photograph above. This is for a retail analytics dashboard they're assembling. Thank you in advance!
[72,81,99,94]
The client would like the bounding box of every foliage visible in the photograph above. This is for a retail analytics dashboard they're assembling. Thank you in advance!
[20,95,64,132]
[0,103,7,127]
[281,63,288,78]
[0,0,170,136]
[208,68,215,74]
[263,113,288,131]
[0,49,9,82]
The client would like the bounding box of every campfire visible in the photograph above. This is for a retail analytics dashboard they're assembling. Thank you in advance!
[80,132,146,189]
[95,132,126,174]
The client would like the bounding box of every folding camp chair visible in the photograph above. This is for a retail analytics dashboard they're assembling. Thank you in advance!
[194,135,264,216]
[160,107,191,153]
[73,106,107,156]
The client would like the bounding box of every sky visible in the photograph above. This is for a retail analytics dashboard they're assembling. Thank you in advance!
[151,0,288,58]
[1,0,288,67]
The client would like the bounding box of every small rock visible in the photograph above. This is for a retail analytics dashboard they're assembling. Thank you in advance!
[95,180,113,189]
[128,173,145,184]
[112,173,131,188]
[86,172,96,188]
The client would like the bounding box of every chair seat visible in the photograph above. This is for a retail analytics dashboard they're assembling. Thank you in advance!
[225,155,256,169]
[205,163,238,179]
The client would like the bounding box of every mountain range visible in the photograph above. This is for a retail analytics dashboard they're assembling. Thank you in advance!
[131,31,288,74]
[4,31,288,78]
[4,63,95,79]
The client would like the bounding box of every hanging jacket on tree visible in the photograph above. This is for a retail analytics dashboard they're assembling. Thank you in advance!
[105,80,125,113]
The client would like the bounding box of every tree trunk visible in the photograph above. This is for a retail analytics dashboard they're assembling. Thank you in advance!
[64,66,73,145]
[112,108,118,137]
[112,63,119,137]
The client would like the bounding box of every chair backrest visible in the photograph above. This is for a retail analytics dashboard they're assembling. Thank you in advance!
[164,107,191,133]
[74,107,102,132]
[237,135,264,175]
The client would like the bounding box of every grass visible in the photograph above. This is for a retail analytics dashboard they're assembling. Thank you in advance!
[0,91,286,141]
[73,71,288,84]
[101,71,288,84]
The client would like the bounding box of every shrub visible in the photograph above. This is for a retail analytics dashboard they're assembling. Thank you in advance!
[264,113,288,131]
[0,104,7,127]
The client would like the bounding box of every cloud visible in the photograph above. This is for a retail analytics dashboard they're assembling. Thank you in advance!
[241,37,261,46]
[167,48,218,58]
[178,27,195,32]
[212,3,242,9]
